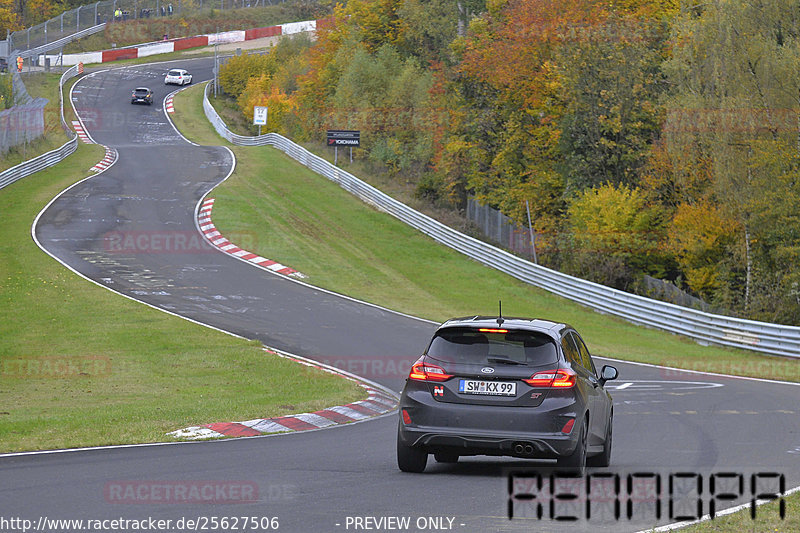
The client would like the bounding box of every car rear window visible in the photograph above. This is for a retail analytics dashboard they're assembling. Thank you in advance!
[426,327,558,366]
[169,70,181,76]
[135,89,149,94]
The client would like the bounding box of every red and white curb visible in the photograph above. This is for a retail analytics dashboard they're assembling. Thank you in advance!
[72,120,93,144]
[90,146,117,172]
[168,349,399,439]
[198,198,306,278]
[165,95,175,114]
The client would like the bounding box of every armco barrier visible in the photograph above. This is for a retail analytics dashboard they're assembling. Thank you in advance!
[16,24,106,62]
[201,83,800,359]
[0,65,82,191]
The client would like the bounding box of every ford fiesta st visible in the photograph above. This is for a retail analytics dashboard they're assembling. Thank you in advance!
[397,316,618,473]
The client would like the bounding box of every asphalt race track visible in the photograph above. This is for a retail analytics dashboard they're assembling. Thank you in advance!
[2,58,800,533]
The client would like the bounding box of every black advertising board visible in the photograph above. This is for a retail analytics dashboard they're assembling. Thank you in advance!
[327,130,360,147]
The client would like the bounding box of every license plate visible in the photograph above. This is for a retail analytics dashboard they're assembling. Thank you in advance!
[459,379,516,396]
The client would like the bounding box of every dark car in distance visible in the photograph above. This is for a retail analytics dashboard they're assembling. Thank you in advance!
[131,87,153,105]
[397,316,618,473]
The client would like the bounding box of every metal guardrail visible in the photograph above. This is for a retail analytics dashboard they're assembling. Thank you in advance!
[0,137,78,189]
[202,83,800,358]
[0,65,81,191]
[59,64,80,131]
[16,24,107,62]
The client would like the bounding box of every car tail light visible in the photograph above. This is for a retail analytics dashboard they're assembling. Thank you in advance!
[408,357,453,382]
[561,418,575,434]
[402,409,412,424]
[523,368,577,388]
[478,328,508,333]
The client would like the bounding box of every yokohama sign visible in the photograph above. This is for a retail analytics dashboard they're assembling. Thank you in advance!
[327,130,361,147]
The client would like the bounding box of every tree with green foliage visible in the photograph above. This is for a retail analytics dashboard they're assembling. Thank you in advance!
[566,182,666,288]
[663,0,800,322]
[557,15,666,191]
[0,0,22,35]
[218,52,276,99]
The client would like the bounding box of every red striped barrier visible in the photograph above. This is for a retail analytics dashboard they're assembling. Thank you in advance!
[173,35,208,51]
[102,48,138,62]
[245,25,281,40]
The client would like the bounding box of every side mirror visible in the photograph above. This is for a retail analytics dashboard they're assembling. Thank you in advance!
[599,365,618,386]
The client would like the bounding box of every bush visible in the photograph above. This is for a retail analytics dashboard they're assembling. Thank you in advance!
[0,74,12,110]
[218,52,275,99]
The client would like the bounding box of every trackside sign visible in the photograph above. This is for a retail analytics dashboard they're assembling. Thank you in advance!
[327,130,360,147]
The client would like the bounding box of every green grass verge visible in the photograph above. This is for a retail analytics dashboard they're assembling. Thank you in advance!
[170,83,232,146]
[0,89,363,454]
[680,493,799,532]
[172,83,800,384]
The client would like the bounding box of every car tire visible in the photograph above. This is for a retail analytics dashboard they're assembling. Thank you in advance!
[557,418,587,473]
[433,452,459,464]
[397,435,427,473]
[587,413,612,468]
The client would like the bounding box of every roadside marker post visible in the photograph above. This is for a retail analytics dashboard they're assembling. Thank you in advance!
[253,106,268,136]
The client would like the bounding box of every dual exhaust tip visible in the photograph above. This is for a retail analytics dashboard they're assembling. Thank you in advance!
[513,442,535,456]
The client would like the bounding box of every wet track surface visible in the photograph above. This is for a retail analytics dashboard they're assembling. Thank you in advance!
[2,59,800,532]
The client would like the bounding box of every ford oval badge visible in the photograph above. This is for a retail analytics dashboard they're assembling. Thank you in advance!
[481,367,495,374]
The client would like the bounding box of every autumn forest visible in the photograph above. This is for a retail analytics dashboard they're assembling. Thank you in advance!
[8,0,800,325]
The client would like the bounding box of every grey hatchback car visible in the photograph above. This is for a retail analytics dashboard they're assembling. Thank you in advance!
[397,316,618,472]
[131,87,153,105]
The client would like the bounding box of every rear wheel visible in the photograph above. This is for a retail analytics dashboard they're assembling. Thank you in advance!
[433,452,459,464]
[587,413,612,468]
[557,418,587,473]
[397,438,427,473]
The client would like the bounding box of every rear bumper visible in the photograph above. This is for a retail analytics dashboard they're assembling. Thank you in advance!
[398,387,581,459]
[398,426,575,458]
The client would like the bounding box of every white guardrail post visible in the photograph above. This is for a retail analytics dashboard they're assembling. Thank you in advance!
[198,84,800,359]
[0,65,81,190]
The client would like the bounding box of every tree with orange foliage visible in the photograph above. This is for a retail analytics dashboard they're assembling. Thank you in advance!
[238,75,297,135]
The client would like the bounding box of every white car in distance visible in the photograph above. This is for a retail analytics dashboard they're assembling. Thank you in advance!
[164,69,192,86]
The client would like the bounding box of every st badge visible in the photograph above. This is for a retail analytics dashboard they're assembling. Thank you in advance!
[433,385,444,397]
